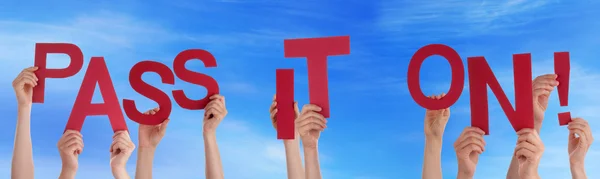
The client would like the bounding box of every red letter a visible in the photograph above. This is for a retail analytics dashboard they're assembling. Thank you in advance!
[66,57,127,132]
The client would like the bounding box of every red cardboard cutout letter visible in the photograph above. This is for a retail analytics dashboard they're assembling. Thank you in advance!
[276,69,295,139]
[67,57,127,132]
[407,44,465,110]
[123,61,174,125]
[172,49,219,110]
[467,54,533,135]
[33,43,84,103]
[284,36,350,118]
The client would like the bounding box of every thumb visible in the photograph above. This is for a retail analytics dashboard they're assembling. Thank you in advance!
[160,119,170,134]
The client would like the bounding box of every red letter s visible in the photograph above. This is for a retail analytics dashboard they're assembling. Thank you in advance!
[172,49,219,110]
[123,61,174,125]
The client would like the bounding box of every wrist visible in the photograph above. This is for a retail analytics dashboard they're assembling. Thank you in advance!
[425,138,442,153]
[457,170,474,179]
[203,130,216,137]
[425,135,442,144]
[111,166,128,179]
[59,167,77,179]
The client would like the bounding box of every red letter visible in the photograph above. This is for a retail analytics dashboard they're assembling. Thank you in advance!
[407,44,464,110]
[276,69,295,139]
[67,57,127,132]
[172,49,219,110]
[284,36,350,118]
[467,54,533,135]
[123,61,174,125]
[33,43,84,103]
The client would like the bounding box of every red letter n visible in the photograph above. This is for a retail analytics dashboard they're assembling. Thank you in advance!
[467,54,534,135]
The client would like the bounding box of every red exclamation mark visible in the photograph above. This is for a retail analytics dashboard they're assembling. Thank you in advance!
[554,52,571,126]
[276,69,295,139]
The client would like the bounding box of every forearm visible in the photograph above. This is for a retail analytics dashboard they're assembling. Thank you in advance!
[422,138,442,179]
[570,162,587,179]
[11,105,34,179]
[457,171,474,179]
[58,168,76,179]
[283,137,304,179]
[506,154,520,179]
[135,147,156,179]
[204,132,224,179]
[303,146,322,179]
[112,167,130,179]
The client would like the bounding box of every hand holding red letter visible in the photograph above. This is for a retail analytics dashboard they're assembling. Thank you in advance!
[568,118,593,168]
[454,127,486,179]
[532,74,559,130]
[57,130,84,178]
[110,131,135,179]
[514,129,543,179]
[296,104,327,149]
[203,94,227,135]
[138,107,170,149]
[13,67,39,106]
[424,94,450,141]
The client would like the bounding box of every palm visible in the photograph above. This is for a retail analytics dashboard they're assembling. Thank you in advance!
[458,152,478,174]
[139,125,161,147]
[15,86,33,104]
[424,108,449,136]
[301,130,320,148]
[568,137,584,158]
[534,94,549,119]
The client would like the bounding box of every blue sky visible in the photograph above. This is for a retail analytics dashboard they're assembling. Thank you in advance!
[0,0,599,178]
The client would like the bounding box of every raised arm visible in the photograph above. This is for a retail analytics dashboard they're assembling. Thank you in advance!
[269,95,304,179]
[454,127,486,179]
[568,117,593,179]
[422,94,450,179]
[507,74,557,179]
[296,104,327,179]
[203,94,227,179]
[11,66,39,179]
[57,130,84,179]
[135,107,170,179]
[110,130,136,179]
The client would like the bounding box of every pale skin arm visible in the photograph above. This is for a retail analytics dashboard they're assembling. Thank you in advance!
[422,94,450,179]
[507,74,557,179]
[203,94,227,179]
[135,107,170,179]
[11,67,39,179]
[270,95,305,179]
[297,104,327,179]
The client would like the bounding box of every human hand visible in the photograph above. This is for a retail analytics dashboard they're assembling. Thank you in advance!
[203,94,227,135]
[296,104,327,149]
[454,127,486,178]
[515,128,544,179]
[424,94,450,141]
[532,74,558,129]
[138,107,170,149]
[269,94,299,130]
[110,131,135,171]
[568,118,594,166]
[12,67,38,106]
[57,130,83,173]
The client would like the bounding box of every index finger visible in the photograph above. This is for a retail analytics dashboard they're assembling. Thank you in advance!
[301,104,322,114]
[516,128,535,135]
